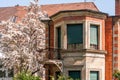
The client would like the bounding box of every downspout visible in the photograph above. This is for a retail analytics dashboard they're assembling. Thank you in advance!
[48,20,51,80]
[48,20,51,58]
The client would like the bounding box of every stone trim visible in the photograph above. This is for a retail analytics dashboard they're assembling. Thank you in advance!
[51,9,107,20]
[87,20,102,50]
[61,49,107,54]
[88,68,102,80]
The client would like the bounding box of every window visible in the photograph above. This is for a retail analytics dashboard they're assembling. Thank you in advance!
[69,71,81,80]
[8,69,14,77]
[10,16,17,22]
[67,24,83,49]
[90,25,98,49]
[0,69,13,78]
[0,70,5,77]
[56,27,61,49]
[56,27,61,59]
[0,63,13,78]
[90,71,99,80]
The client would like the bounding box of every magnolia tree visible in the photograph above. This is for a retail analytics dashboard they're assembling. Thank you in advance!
[0,0,48,77]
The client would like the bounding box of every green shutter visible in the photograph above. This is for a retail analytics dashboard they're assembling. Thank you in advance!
[67,24,83,44]
[69,71,81,80]
[90,25,98,45]
[57,27,61,48]
[90,71,99,80]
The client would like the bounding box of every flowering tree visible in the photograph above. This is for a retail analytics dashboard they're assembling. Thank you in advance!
[0,0,47,77]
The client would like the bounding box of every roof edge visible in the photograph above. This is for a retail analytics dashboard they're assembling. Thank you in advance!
[91,2,99,11]
[41,2,95,6]
[50,9,108,18]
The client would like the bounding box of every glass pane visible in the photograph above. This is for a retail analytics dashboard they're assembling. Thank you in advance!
[56,27,61,59]
[67,24,83,44]
[8,69,14,77]
[0,65,2,68]
[69,71,81,80]
[90,25,98,45]
[57,27,61,48]
[90,71,99,80]
[0,70,5,77]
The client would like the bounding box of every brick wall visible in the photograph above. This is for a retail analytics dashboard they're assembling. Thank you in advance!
[113,18,120,71]
[105,17,113,80]
[113,20,119,70]
[115,0,120,15]
[118,20,120,70]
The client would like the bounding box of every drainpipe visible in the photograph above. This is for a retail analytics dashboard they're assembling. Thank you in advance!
[48,20,51,58]
[41,17,51,80]
[47,20,51,80]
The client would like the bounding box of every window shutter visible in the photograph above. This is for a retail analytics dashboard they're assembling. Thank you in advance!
[90,25,98,45]
[67,24,83,44]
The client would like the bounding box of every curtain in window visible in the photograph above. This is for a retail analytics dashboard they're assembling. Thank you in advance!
[90,25,98,45]
[67,24,83,44]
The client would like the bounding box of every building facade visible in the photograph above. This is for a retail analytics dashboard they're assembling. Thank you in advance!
[0,0,120,80]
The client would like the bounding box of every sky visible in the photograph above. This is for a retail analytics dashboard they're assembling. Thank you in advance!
[0,0,115,15]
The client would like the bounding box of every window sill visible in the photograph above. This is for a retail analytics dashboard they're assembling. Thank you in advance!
[61,49,107,54]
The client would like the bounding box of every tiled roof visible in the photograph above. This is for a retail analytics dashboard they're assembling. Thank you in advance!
[0,7,17,21]
[0,6,26,21]
[41,2,99,16]
[0,2,99,21]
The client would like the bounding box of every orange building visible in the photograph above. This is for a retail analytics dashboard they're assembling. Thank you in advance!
[0,0,120,80]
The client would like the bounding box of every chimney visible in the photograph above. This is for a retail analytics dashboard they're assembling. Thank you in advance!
[115,0,120,15]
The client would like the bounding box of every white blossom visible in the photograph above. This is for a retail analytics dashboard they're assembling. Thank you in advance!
[0,0,47,76]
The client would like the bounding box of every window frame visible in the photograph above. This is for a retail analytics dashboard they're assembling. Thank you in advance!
[68,70,81,80]
[90,24,99,49]
[67,23,83,49]
[90,71,99,80]
[87,21,102,50]
[56,26,61,49]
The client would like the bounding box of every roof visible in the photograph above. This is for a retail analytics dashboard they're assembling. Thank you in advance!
[0,2,99,21]
[41,2,99,16]
[0,6,26,21]
[0,7,17,21]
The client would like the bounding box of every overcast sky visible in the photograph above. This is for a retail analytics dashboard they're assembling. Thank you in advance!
[0,0,115,15]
